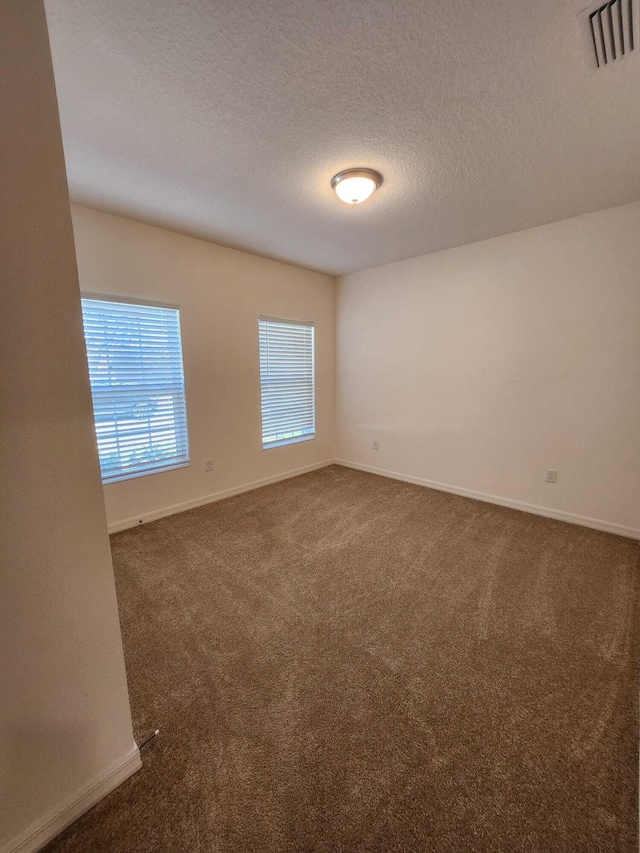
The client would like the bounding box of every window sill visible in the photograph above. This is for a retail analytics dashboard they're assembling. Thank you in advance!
[102,460,190,485]
[263,434,315,450]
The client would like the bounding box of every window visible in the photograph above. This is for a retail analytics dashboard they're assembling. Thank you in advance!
[81,295,189,483]
[259,316,315,449]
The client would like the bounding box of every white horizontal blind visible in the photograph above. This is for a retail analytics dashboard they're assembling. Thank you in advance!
[81,297,189,483]
[259,317,315,448]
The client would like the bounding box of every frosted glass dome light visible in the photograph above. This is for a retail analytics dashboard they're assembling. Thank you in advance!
[331,168,383,205]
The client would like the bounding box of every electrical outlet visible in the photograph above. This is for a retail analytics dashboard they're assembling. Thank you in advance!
[372,440,379,450]
[205,459,213,473]
[545,469,557,484]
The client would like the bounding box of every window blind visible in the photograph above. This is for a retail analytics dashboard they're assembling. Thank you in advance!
[81,296,189,483]
[259,317,315,449]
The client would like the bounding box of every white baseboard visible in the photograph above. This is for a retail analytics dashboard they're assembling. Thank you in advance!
[108,460,335,533]
[3,744,141,853]
[334,459,640,540]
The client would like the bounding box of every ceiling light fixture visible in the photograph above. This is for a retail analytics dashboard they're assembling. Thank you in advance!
[331,168,383,205]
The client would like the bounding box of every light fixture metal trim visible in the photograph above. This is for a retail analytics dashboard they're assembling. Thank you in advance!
[331,167,383,204]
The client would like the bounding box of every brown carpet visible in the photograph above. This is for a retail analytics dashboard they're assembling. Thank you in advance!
[46,465,639,852]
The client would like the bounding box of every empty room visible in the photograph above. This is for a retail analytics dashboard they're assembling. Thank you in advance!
[2,0,639,851]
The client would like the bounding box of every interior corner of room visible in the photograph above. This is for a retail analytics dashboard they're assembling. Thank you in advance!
[71,197,640,539]
[2,0,639,851]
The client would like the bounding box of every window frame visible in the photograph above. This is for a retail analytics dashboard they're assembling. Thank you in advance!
[258,314,316,450]
[81,291,191,484]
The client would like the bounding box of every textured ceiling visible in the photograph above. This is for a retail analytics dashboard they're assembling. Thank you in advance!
[45,0,640,275]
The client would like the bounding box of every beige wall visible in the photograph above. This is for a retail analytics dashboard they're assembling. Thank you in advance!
[0,3,137,852]
[70,206,336,530]
[337,202,640,535]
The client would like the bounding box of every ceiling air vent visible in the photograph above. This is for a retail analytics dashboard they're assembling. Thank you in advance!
[585,0,635,67]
